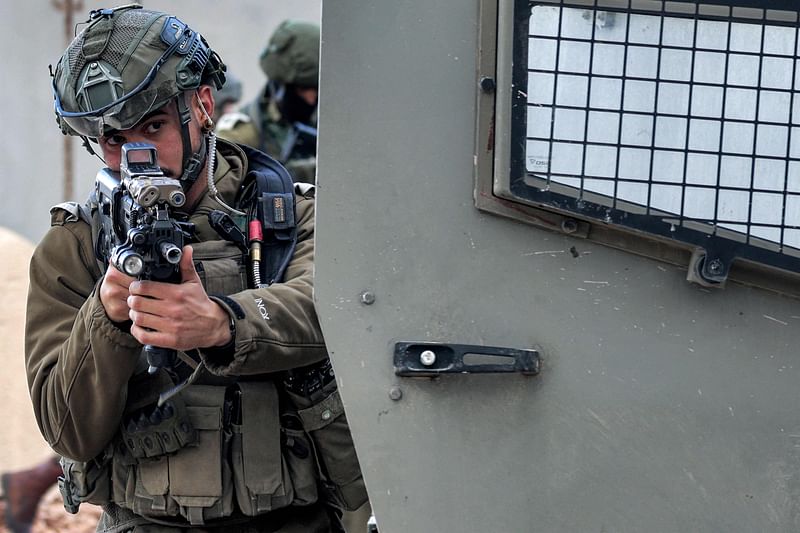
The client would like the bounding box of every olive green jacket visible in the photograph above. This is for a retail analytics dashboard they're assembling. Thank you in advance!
[25,139,328,463]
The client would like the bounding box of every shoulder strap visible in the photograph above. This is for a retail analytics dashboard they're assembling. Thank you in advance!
[236,144,298,285]
[83,189,109,274]
[51,193,106,274]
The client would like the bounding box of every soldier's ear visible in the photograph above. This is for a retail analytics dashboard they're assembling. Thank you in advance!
[195,86,216,131]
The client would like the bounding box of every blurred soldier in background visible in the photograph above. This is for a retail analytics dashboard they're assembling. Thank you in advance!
[216,20,319,183]
[210,71,243,123]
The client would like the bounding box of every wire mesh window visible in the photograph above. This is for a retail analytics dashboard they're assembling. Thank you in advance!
[511,0,800,275]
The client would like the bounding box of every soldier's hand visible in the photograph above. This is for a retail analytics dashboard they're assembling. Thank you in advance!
[99,263,136,323]
[127,245,233,351]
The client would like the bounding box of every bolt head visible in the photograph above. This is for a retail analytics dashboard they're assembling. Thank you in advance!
[708,259,723,274]
[479,77,496,93]
[389,387,403,401]
[360,290,376,305]
[420,349,437,366]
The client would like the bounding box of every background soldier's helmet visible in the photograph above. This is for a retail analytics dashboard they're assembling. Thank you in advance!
[52,5,226,138]
[212,71,243,109]
[259,20,320,88]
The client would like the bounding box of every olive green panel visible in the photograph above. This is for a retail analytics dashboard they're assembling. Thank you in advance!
[315,1,800,532]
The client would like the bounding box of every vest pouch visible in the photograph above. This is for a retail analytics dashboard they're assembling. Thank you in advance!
[191,240,248,296]
[167,385,234,525]
[288,384,368,511]
[231,381,318,516]
[58,451,112,511]
[281,417,319,507]
[112,385,233,525]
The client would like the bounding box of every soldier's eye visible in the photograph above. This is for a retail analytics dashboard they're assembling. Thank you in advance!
[144,121,165,134]
[104,134,126,147]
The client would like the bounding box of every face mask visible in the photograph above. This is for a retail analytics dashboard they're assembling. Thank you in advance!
[278,83,317,124]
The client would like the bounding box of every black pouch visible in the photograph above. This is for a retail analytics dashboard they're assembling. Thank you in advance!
[230,381,318,515]
[287,382,368,511]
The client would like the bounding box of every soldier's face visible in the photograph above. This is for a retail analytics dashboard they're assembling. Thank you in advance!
[97,87,215,178]
[294,86,318,107]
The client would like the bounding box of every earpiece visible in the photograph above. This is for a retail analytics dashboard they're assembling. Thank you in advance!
[195,90,214,132]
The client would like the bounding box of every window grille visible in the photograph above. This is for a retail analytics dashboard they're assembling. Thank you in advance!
[511,0,800,278]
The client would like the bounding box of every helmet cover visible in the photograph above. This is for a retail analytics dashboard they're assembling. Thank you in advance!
[52,4,226,137]
[259,20,320,87]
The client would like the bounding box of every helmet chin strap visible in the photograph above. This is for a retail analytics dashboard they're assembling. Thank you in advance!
[176,92,206,186]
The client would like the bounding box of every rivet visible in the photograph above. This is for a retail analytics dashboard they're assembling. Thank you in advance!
[360,290,376,305]
[389,387,403,401]
[321,409,332,421]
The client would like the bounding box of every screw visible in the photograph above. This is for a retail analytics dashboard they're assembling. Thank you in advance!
[479,77,496,93]
[707,259,724,275]
[389,387,403,401]
[360,290,376,305]
[561,218,578,234]
[420,350,437,366]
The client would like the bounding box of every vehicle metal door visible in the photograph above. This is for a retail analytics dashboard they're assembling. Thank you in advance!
[315,1,800,531]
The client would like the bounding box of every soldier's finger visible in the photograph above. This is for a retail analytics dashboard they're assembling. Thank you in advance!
[128,308,167,330]
[130,323,174,348]
[179,245,201,284]
[127,293,170,317]
[128,280,166,298]
[105,262,136,288]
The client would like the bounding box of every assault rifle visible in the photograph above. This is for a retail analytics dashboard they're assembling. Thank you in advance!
[279,121,317,164]
[94,142,194,374]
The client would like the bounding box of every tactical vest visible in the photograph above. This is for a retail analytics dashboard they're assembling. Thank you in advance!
[55,146,367,529]
[216,98,317,183]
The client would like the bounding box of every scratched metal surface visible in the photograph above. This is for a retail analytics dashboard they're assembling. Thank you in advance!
[315,1,800,531]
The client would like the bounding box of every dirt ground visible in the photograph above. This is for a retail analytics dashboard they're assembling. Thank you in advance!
[0,227,101,532]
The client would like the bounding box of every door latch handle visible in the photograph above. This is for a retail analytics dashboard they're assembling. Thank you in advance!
[394,342,541,377]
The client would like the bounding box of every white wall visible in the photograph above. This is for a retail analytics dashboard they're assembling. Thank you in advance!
[0,0,320,244]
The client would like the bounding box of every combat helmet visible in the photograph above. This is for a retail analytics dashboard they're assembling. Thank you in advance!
[259,20,320,88]
[51,4,226,183]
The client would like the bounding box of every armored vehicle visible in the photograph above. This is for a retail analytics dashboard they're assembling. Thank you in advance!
[315,1,800,531]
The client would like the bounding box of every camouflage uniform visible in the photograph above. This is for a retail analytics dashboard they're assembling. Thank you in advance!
[217,20,319,184]
[31,6,366,532]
